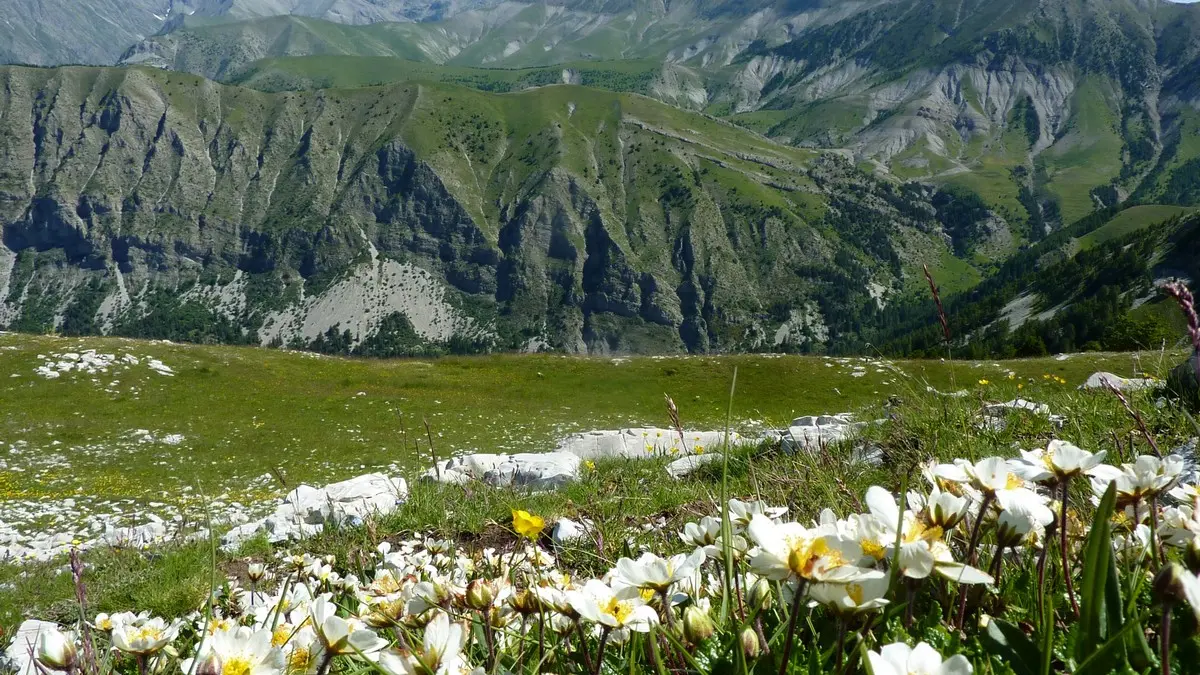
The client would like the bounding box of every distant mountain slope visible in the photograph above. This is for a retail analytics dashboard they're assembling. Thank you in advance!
[0,0,177,66]
[116,0,843,74]
[0,65,976,354]
[863,207,1200,357]
[0,0,509,66]
[115,0,1200,247]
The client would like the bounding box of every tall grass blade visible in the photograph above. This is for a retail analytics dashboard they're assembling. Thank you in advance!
[1074,482,1118,665]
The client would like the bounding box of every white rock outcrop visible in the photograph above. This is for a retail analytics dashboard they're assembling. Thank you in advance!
[979,398,1065,431]
[776,414,862,453]
[666,453,723,479]
[220,473,408,551]
[551,517,590,545]
[985,399,1051,417]
[555,428,742,459]
[424,452,581,490]
[1081,372,1158,392]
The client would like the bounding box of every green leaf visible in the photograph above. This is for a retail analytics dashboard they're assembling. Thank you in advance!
[980,619,1040,675]
[1074,481,1118,663]
[1040,587,1055,675]
[1103,532,1128,665]
[1075,611,1154,675]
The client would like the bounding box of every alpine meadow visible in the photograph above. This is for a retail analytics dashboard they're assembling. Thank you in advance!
[3,0,1200,674]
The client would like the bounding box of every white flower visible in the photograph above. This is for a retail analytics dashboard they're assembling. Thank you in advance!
[935,457,1015,494]
[276,626,323,675]
[182,627,285,675]
[111,616,181,655]
[1175,567,1200,625]
[859,487,991,584]
[995,507,1042,548]
[613,548,706,595]
[94,611,143,633]
[680,517,744,558]
[867,641,973,675]
[1012,441,1107,484]
[938,458,1055,527]
[1114,524,1153,564]
[922,488,970,529]
[377,612,469,675]
[680,517,721,548]
[34,626,77,671]
[727,499,787,529]
[247,563,268,584]
[746,514,882,584]
[566,579,658,632]
[1091,455,1186,504]
[807,575,890,615]
[309,596,387,656]
[1159,503,1200,547]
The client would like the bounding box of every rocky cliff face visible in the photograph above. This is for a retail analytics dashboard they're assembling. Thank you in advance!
[109,0,1200,236]
[0,65,964,353]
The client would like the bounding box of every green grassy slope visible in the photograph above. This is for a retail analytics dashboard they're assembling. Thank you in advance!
[0,331,1191,629]
[231,55,663,94]
[1075,205,1196,249]
[0,331,1171,520]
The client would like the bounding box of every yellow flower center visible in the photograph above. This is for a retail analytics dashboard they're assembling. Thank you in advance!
[860,539,886,560]
[787,537,834,578]
[130,626,163,644]
[600,597,634,625]
[288,648,313,674]
[223,656,252,675]
[272,625,292,648]
[1005,473,1024,490]
[901,521,943,545]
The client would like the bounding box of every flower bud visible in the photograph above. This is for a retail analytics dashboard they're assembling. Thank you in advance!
[466,579,496,611]
[1153,562,1189,606]
[247,563,267,583]
[35,628,77,671]
[682,606,715,644]
[488,606,512,629]
[748,577,772,610]
[191,647,222,675]
[1186,539,1200,575]
[510,589,545,616]
[740,627,760,659]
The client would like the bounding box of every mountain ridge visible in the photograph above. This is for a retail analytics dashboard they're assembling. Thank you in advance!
[0,64,979,354]
[4,0,1200,355]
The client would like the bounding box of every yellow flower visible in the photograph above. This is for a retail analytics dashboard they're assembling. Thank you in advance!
[512,509,545,540]
[584,460,596,471]
[1017,383,1024,390]
[694,445,704,454]
[978,379,990,386]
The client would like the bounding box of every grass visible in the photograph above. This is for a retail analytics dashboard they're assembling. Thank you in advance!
[1040,77,1126,225]
[0,330,1195,633]
[232,55,663,95]
[0,332,1169,511]
[1075,204,1196,249]
[902,247,984,297]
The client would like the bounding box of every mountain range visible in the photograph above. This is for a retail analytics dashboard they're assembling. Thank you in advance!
[1,0,1198,355]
